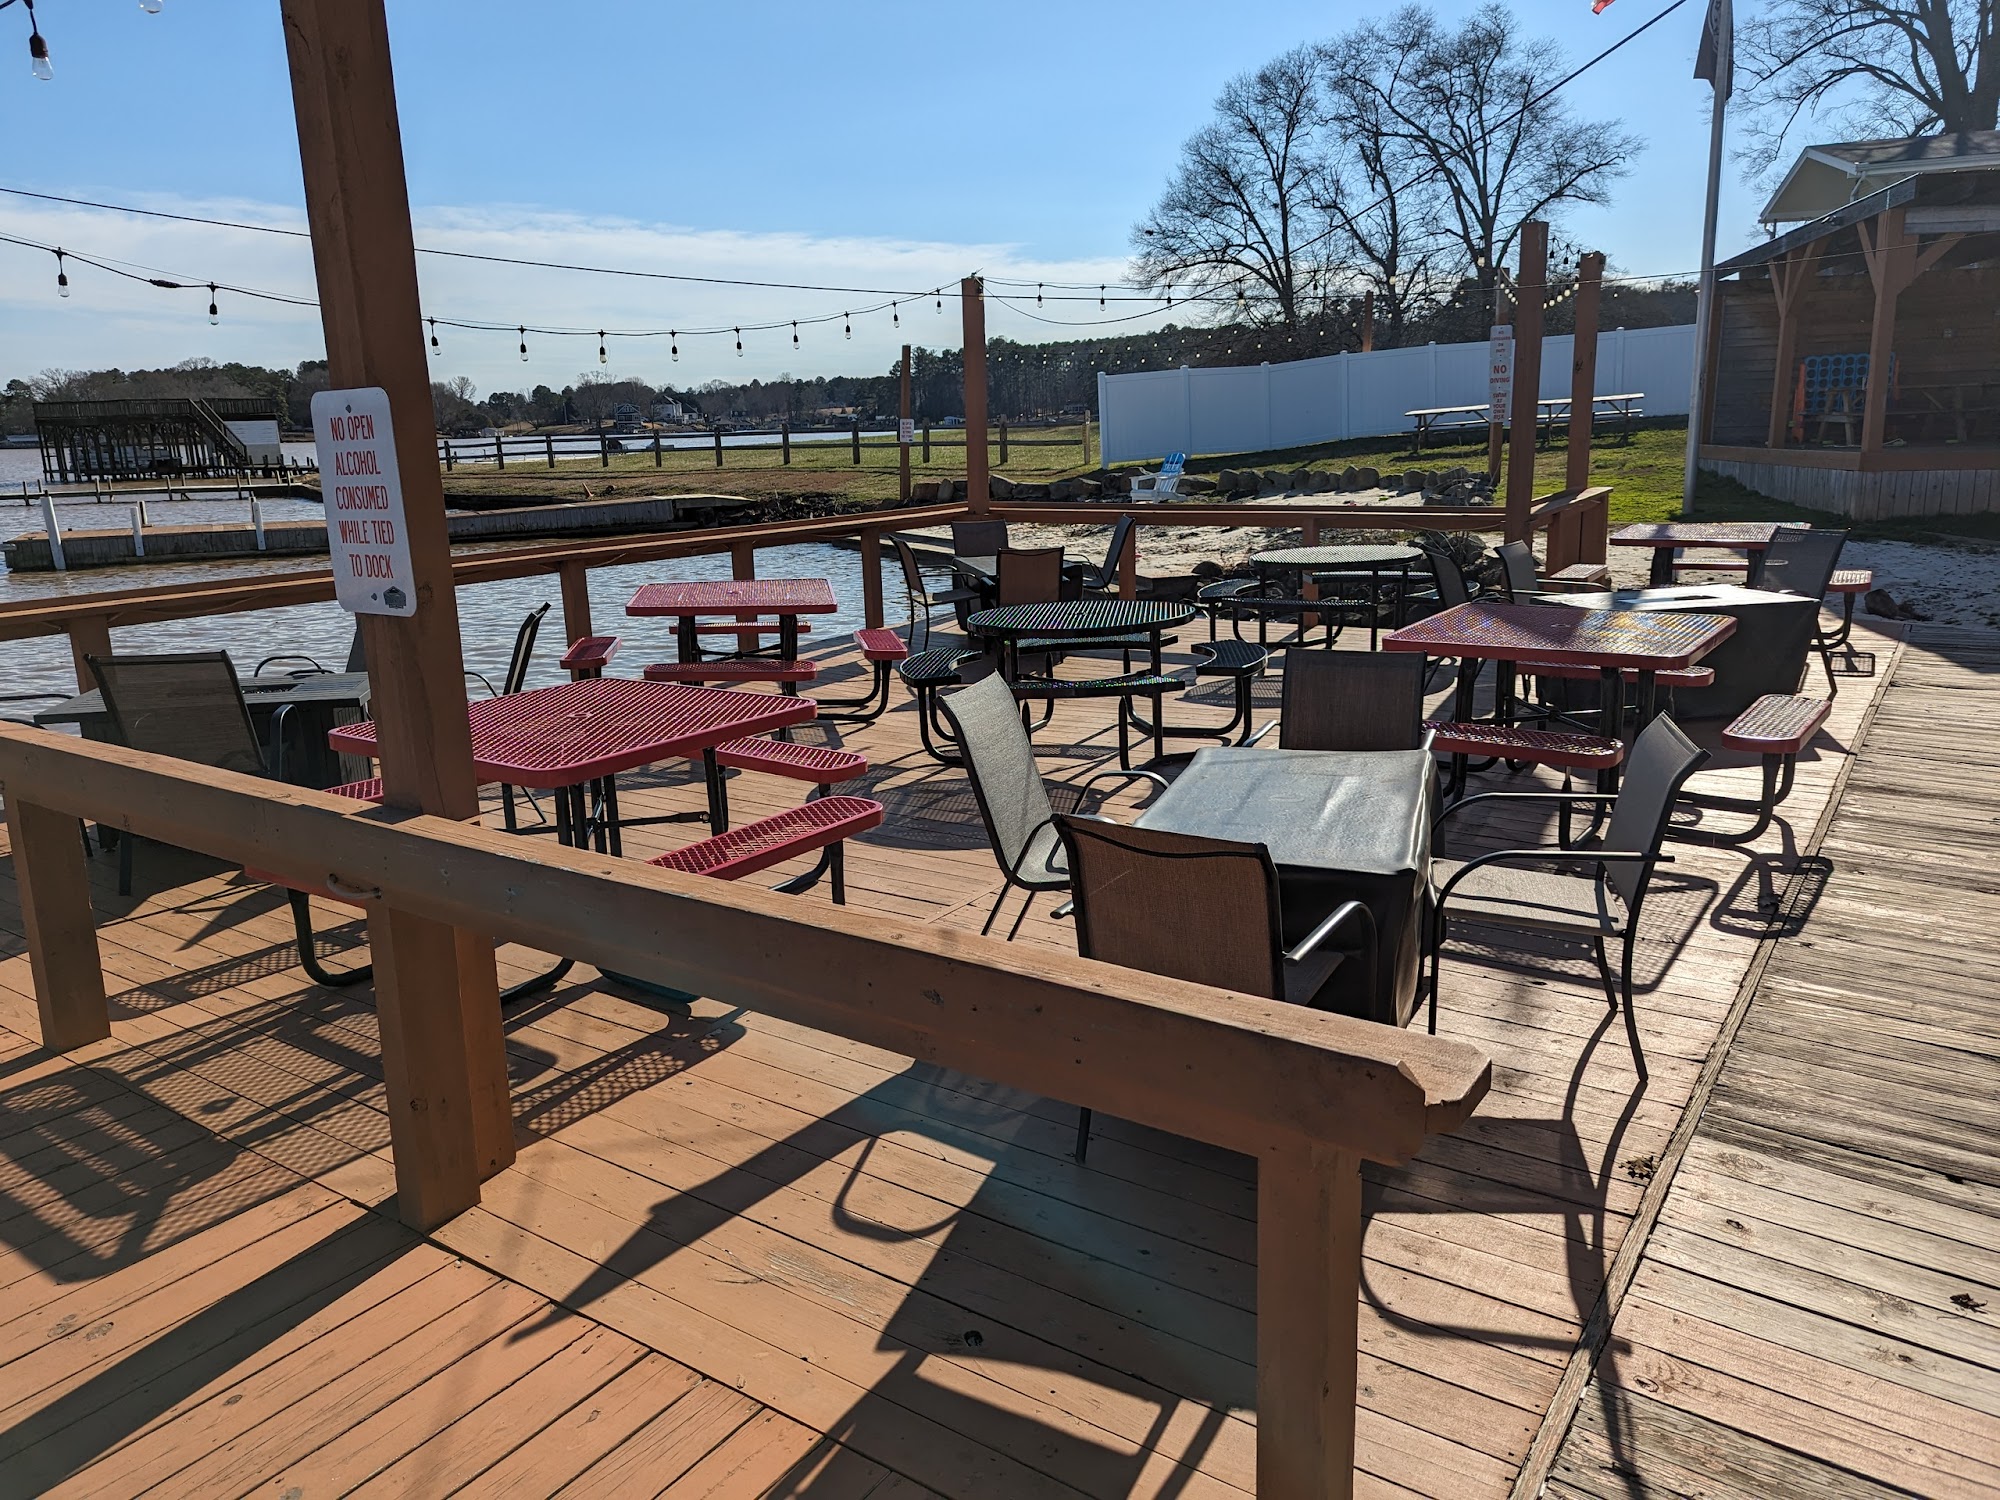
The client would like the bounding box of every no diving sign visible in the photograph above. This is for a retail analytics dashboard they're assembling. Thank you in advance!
[312,386,417,617]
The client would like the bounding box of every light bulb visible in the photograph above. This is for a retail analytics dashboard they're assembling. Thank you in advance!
[55,251,68,298]
[139,0,163,12]
[734,327,743,357]
[597,331,607,364]
[792,321,799,349]
[892,302,899,327]
[518,325,528,361]
[670,332,679,362]
[843,313,851,339]
[207,284,218,324]
[428,318,439,354]
[29,30,52,81]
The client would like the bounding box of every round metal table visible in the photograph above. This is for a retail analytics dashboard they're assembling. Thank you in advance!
[966,598,1197,677]
[1248,544,1424,649]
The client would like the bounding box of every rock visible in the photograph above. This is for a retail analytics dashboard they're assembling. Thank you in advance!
[1355,466,1379,488]
[1073,478,1103,499]
[1191,559,1225,579]
[1341,465,1360,491]
[1106,473,1131,494]
[1288,469,1310,492]
[1262,469,1289,491]
[911,481,940,502]
[988,474,1016,500]
[1179,474,1217,494]
[1863,588,1900,619]
[1014,482,1049,500]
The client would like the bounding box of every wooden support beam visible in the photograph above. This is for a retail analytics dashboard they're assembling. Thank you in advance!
[557,559,593,644]
[5,795,108,1051]
[1359,289,1374,353]
[66,614,111,693]
[1859,207,1918,457]
[1765,246,1821,449]
[1566,252,1605,496]
[282,0,512,1225]
[1257,1144,1364,1498]
[859,529,884,629]
[961,276,990,516]
[1504,222,1548,543]
[731,541,756,580]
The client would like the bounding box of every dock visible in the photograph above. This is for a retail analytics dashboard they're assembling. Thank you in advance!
[2,611,1986,1496]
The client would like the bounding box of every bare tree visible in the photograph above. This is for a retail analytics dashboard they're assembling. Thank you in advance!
[1325,4,1640,328]
[1132,46,1346,330]
[1739,0,1999,173]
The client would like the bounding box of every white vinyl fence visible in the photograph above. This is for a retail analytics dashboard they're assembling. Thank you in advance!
[1095,324,1694,464]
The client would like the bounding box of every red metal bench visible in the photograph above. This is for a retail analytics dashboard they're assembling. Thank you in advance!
[642,659,819,693]
[1821,568,1876,680]
[558,635,621,678]
[701,735,867,830]
[1543,563,1612,591]
[648,794,883,904]
[1423,721,1625,770]
[809,627,910,726]
[692,619,814,637]
[1679,693,1832,845]
[1517,660,1716,689]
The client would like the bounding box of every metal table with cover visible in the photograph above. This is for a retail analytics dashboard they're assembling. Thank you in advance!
[1550,584,1821,719]
[35,670,373,790]
[1137,745,1432,1027]
[964,599,1196,680]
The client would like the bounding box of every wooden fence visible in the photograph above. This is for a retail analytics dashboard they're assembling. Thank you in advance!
[437,420,1090,472]
[0,722,1489,1498]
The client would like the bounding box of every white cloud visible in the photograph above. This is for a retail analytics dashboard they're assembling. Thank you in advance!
[0,191,1166,395]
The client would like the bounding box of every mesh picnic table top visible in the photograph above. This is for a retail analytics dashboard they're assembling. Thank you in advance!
[1610,522,1781,549]
[1383,600,1737,670]
[625,578,839,616]
[964,599,1197,639]
[1251,545,1424,570]
[327,677,814,789]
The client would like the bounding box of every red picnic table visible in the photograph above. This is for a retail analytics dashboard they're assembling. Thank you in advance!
[1611,522,1782,587]
[1383,600,1737,770]
[627,577,839,669]
[329,676,815,855]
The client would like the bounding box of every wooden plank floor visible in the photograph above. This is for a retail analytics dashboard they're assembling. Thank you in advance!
[1546,624,2000,1500]
[0,612,1903,1497]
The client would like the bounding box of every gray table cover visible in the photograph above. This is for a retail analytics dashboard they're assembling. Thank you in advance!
[1138,746,1431,1026]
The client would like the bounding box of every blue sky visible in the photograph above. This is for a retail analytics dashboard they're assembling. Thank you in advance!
[0,0,1769,394]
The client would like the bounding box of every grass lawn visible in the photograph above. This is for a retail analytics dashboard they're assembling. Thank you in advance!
[438,416,2000,548]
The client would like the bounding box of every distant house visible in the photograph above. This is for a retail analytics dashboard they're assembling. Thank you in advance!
[611,402,643,433]
[1696,130,2000,520]
[651,398,686,423]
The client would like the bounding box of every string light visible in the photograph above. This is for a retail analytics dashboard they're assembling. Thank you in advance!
[891,300,900,327]
[670,330,679,361]
[206,282,218,324]
[843,311,851,339]
[518,325,528,361]
[53,247,67,297]
[935,288,942,312]
[734,326,742,356]
[1099,285,1106,309]
[139,0,163,11]
[26,0,52,81]
[1036,283,1043,307]
[596,329,607,364]
[791,320,799,349]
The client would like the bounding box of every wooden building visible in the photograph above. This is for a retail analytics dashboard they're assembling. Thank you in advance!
[1695,132,2000,519]
[32,396,283,482]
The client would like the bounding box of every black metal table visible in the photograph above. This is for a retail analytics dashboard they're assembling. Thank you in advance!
[1248,544,1424,649]
[1138,745,1432,1026]
[965,599,1197,680]
[35,671,373,789]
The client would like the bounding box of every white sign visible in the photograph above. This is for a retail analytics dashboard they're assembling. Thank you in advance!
[312,386,417,617]
[1488,325,1515,413]
[898,418,915,445]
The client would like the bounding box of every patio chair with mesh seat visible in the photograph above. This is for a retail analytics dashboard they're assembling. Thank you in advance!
[890,533,981,652]
[1757,526,1849,694]
[1426,714,1708,1080]
[1071,516,1136,595]
[1052,817,1377,1161]
[255,621,367,678]
[935,672,1165,939]
[1276,647,1429,752]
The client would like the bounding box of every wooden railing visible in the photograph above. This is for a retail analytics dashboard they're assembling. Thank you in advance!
[0,487,1611,690]
[0,722,1490,1498]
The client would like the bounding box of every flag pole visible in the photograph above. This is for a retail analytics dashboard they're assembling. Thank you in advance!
[1682,0,1731,514]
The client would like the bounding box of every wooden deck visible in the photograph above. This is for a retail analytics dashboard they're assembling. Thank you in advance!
[2,611,1982,1497]
[1545,625,2000,1499]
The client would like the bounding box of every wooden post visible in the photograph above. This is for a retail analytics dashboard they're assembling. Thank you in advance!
[557,560,593,644]
[1301,514,1321,628]
[713,426,724,468]
[731,541,755,580]
[494,434,504,472]
[653,432,662,467]
[1485,421,1504,486]
[545,432,555,468]
[283,0,512,1229]
[859,529,885,628]
[66,614,111,693]
[599,428,609,467]
[1766,248,1813,448]
[851,416,862,465]
[1359,289,1375,353]
[781,420,791,466]
[898,345,912,503]
[1081,412,1091,466]
[1858,207,1917,458]
[1566,252,1605,496]
[961,276,991,515]
[998,419,1009,467]
[1504,221,1548,543]
[1258,1144,1364,1499]
[922,424,931,464]
[6,795,109,1051]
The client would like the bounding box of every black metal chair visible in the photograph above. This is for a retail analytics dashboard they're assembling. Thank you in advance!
[1758,527,1849,694]
[935,672,1163,940]
[1072,516,1136,595]
[87,650,372,987]
[1276,648,1429,752]
[468,601,550,698]
[255,622,367,678]
[1495,540,1542,601]
[889,533,980,652]
[1053,816,1376,1160]
[1426,714,1708,1081]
